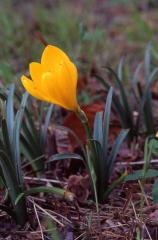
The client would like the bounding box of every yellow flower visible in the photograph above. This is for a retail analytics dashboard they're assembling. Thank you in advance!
[21,45,78,111]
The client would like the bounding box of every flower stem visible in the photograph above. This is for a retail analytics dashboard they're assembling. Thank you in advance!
[76,106,91,139]
[76,107,97,168]
[76,106,99,211]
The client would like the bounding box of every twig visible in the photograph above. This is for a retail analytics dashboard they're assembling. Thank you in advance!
[24,176,65,184]
[29,198,64,227]
[74,232,86,240]
[47,209,72,224]
[33,200,45,240]
[116,159,158,166]
[130,200,138,220]
[143,223,152,240]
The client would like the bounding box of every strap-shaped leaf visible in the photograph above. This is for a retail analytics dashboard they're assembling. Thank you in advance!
[6,84,14,143]
[102,87,113,160]
[132,63,142,85]
[1,119,12,160]
[22,155,45,169]
[117,57,124,81]
[107,129,129,177]
[40,104,54,147]
[106,67,133,129]
[125,169,158,181]
[0,150,19,205]
[144,42,152,82]
[86,145,98,211]
[48,152,84,162]
[13,92,28,185]
[140,68,158,134]
[21,134,40,158]
[25,186,74,201]
[20,136,44,173]
[22,121,40,152]
[93,111,103,144]
[152,178,158,203]
[94,74,132,130]
[24,101,39,139]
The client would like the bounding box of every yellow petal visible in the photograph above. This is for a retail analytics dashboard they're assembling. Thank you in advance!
[29,62,43,83]
[21,45,79,112]
[41,61,78,111]
[21,75,50,102]
[41,45,70,71]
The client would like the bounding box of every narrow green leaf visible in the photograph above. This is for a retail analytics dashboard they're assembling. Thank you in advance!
[40,104,54,147]
[102,87,113,160]
[15,193,25,206]
[148,138,158,155]
[93,111,103,144]
[1,119,12,160]
[0,150,19,205]
[23,97,39,140]
[152,178,158,203]
[6,84,14,142]
[21,134,40,159]
[125,169,158,181]
[39,101,45,133]
[86,145,99,211]
[106,67,133,129]
[140,68,158,134]
[22,155,45,169]
[22,121,40,153]
[25,186,74,201]
[107,129,129,177]
[144,42,152,82]
[48,152,84,162]
[13,92,28,185]
[94,74,129,129]
[117,57,124,81]
[132,63,142,85]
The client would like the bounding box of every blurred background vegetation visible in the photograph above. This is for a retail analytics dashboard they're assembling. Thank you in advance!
[0,0,158,85]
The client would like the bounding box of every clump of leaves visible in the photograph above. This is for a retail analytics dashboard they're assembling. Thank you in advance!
[0,84,74,226]
[49,88,128,204]
[125,135,158,203]
[0,84,28,225]
[94,43,158,143]
[21,99,54,175]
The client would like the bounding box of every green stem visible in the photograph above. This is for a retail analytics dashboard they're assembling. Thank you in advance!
[76,107,97,169]
[76,106,99,211]
[76,107,91,138]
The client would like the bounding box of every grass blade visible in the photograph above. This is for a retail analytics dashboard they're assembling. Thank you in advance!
[140,68,158,134]
[48,152,84,162]
[1,119,12,159]
[126,169,158,181]
[106,67,133,129]
[144,42,152,82]
[132,63,142,85]
[152,178,158,203]
[107,129,129,178]
[40,104,54,147]
[6,84,14,142]
[102,87,113,160]
[93,111,103,144]
[94,74,129,129]
[13,92,28,185]
[25,186,74,201]
[117,57,124,81]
